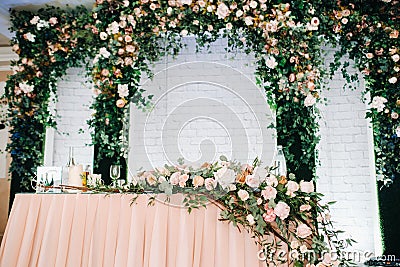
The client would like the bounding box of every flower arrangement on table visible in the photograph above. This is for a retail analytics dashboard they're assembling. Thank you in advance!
[90,157,353,267]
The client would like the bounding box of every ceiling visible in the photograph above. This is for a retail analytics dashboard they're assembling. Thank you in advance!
[0,0,93,46]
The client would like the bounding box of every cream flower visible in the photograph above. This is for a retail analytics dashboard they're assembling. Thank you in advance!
[371,96,388,112]
[265,56,278,69]
[244,16,253,26]
[24,33,36,42]
[99,47,111,58]
[389,77,398,84]
[238,189,250,201]
[205,178,217,190]
[118,84,129,98]
[246,214,256,225]
[304,93,316,107]
[214,166,236,189]
[100,32,108,40]
[170,172,181,185]
[20,82,34,94]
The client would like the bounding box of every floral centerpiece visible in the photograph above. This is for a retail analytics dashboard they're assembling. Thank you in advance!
[91,157,354,266]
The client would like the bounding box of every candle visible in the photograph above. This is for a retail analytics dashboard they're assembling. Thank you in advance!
[68,164,83,186]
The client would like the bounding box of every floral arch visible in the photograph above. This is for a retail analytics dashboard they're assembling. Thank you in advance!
[3,0,400,259]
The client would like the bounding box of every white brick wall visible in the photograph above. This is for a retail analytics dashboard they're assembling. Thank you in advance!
[128,37,275,171]
[50,40,378,256]
[317,49,379,256]
[51,67,94,168]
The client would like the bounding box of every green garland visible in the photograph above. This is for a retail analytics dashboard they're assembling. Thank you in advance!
[5,6,95,189]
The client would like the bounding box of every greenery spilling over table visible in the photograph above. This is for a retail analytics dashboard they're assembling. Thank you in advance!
[90,157,354,266]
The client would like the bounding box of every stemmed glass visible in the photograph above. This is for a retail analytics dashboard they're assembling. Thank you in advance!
[110,165,121,187]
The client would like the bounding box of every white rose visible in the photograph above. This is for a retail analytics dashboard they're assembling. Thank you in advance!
[396,126,400,137]
[214,166,236,189]
[100,32,108,40]
[99,47,111,58]
[118,84,129,98]
[304,93,316,107]
[24,32,36,42]
[299,245,308,253]
[30,16,40,25]
[244,16,253,26]
[246,214,255,225]
[20,82,34,94]
[180,0,192,5]
[265,175,278,187]
[216,3,230,19]
[389,77,397,84]
[265,56,278,69]
[249,0,257,8]
[123,0,129,7]
[180,29,188,36]
[238,189,249,201]
[371,96,388,112]
[236,10,243,17]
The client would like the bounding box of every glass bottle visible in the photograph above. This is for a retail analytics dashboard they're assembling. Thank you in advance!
[272,145,287,177]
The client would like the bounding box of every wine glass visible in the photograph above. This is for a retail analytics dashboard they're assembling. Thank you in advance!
[110,165,121,187]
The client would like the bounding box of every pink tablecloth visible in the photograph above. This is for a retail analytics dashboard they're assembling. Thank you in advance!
[0,194,265,267]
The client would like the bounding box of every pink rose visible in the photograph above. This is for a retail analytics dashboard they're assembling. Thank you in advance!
[216,3,230,19]
[205,178,217,190]
[286,180,299,197]
[261,186,277,200]
[263,208,276,222]
[101,68,110,76]
[300,181,315,193]
[296,223,312,238]
[265,175,278,187]
[49,17,58,25]
[170,172,181,185]
[124,57,133,66]
[116,99,125,108]
[193,175,204,188]
[274,201,290,220]
[238,189,249,201]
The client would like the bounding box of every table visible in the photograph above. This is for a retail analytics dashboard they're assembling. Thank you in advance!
[0,194,266,267]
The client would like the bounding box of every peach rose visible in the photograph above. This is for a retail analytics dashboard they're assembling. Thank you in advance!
[178,174,189,188]
[296,223,312,238]
[238,189,249,201]
[116,99,125,108]
[146,174,157,186]
[300,180,315,193]
[300,204,312,211]
[274,201,290,220]
[193,175,204,188]
[261,186,277,200]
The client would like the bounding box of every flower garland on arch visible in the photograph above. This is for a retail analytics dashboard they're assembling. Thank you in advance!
[328,0,400,184]
[90,0,333,178]
[4,6,94,189]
